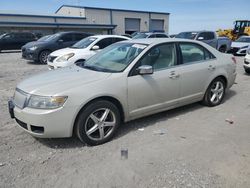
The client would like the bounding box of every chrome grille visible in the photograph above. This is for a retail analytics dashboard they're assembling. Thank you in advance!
[13,89,28,109]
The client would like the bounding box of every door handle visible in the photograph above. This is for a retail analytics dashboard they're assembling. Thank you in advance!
[208,65,216,70]
[169,71,180,79]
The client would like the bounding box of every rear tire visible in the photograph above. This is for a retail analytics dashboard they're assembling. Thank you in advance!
[75,100,121,146]
[202,78,226,107]
[39,50,50,64]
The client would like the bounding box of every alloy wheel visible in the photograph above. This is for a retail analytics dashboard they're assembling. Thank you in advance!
[209,81,224,104]
[85,108,116,141]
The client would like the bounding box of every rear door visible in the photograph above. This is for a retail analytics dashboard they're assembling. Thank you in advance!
[177,42,217,104]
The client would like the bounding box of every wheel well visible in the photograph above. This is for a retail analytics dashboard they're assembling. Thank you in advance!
[72,96,125,135]
[39,49,51,55]
[214,75,227,88]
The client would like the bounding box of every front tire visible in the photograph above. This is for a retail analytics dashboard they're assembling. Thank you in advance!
[75,100,121,146]
[218,46,227,53]
[202,78,226,107]
[245,69,250,74]
[39,50,50,64]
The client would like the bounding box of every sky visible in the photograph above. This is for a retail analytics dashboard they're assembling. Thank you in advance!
[0,0,249,34]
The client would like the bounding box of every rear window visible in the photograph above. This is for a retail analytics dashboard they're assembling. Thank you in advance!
[179,43,215,64]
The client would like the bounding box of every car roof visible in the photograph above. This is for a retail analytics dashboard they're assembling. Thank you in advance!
[120,38,200,45]
[178,31,214,33]
[89,35,130,39]
[57,31,92,35]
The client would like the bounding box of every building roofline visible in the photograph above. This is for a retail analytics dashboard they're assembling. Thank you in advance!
[0,21,117,29]
[55,5,170,15]
[0,12,86,19]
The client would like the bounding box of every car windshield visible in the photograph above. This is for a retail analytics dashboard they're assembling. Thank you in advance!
[78,42,148,72]
[71,37,97,49]
[37,35,52,41]
[175,32,197,39]
[236,37,250,43]
[132,33,149,39]
[40,33,61,41]
[0,34,5,39]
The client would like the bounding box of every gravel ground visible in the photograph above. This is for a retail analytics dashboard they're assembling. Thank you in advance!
[0,52,250,188]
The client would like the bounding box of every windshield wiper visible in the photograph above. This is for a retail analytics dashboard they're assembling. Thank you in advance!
[83,65,102,71]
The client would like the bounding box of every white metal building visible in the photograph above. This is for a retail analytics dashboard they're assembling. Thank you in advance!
[0,5,170,35]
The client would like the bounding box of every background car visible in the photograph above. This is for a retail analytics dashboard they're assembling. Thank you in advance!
[243,47,250,73]
[9,38,236,145]
[0,32,37,52]
[132,32,169,39]
[47,35,130,70]
[21,31,92,64]
[175,31,231,52]
[228,36,250,55]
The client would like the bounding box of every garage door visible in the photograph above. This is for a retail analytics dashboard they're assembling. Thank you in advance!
[150,19,164,32]
[125,18,140,34]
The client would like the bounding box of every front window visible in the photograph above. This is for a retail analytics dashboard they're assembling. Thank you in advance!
[236,37,250,43]
[78,42,148,72]
[138,43,177,71]
[175,32,197,39]
[71,37,97,49]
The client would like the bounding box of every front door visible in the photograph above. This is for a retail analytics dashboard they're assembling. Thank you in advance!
[127,43,181,118]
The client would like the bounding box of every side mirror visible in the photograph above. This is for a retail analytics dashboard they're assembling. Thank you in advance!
[197,36,204,40]
[92,45,100,50]
[137,65,153,75]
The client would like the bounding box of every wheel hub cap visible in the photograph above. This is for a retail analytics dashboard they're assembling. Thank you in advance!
[85,108,116,141]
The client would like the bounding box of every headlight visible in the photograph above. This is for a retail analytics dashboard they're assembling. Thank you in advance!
[27,95,68,109]
[29,46,38,51]
[56,53,75,62]
[240,45,249,49]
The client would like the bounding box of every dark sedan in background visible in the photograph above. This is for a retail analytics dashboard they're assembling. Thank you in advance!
[0,32,37,52]
[21,31,92,64]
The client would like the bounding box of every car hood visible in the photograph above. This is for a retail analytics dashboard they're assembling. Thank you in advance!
[23,41,48,48]
[50,47,86,57]
[17,65,111,96]
[231,42,250,48]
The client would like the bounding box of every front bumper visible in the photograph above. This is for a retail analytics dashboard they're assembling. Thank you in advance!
[22,48,39,61]
[8,99,77,138]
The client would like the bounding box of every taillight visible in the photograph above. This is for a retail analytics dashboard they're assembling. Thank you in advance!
[231,56,237,64]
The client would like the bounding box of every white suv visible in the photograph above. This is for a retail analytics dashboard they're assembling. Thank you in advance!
[47,35,130,69]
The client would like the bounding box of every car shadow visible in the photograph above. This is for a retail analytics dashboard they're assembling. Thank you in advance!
[37,89,237,149]
[0,50,21,53]
[27,61,45,65]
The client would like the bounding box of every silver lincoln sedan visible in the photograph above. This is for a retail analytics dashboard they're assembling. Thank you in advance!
[8,38,237,145]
